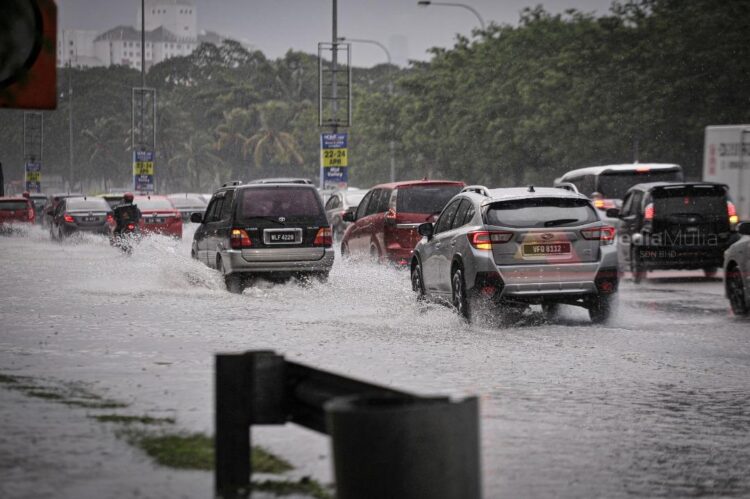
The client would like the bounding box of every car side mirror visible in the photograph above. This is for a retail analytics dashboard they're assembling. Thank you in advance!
[343,208,356,223]
[190,212,203,224]
[737,222,750,235]
[418,222,434,239]
[605,208,620,218]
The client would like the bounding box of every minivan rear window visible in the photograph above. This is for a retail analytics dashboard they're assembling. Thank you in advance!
[0,201,29,211]
[652,186,727,216]
[396,185,462,214]
[238,187,323,219]
[598,170,682,199]
[486,198,598,228]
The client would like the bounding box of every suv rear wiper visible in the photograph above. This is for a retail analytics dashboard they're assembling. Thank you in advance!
[544,218,578,227]
[243,216,286,226]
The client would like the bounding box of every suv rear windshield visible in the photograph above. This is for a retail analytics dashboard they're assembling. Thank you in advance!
[0,201,29,210]
[396,185,462,214]
[237,187,324,220]
[598,170,682,199]
[66,198,110,211]
[651,186,727,216]
[486,198,598,228]
[136,198,174,210]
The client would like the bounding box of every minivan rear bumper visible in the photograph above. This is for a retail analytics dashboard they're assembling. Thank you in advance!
[222,247,334,274]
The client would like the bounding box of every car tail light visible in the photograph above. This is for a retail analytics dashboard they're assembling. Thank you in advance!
[106,214,114,225]
[644,203,654,221]
[635,166,651,173]
[28,209,35,221]
[593,199,617,210]
[581,226,616,245]
[230,228,252,249]
[314,227,333,247]
[63,213,75,223]
[595,268,619,295]
[126,222,136,230]
[467,231,513,250]
[385,208,397,226]
[728,201,739,225]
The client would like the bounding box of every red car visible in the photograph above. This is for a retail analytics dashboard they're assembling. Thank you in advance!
[341,180,465,265]
[0,196,35,232]
[134,195,183,238]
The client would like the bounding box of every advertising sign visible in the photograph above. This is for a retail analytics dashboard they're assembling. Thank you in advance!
[320,133,348,189]
[25,161,41,192]
[133,150,154,192]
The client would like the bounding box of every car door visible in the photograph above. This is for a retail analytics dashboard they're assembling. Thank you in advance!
[370,189,392,255]
[196,196,220,265]
[204,194,226,268]
[348,190,375,254]
[422,199,461,294]
[618,191,642,265]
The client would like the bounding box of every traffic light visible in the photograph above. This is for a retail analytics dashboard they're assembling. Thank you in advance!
[0,0,57,110]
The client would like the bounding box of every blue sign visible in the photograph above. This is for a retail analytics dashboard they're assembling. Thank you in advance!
[321,133,348,150]
[25,162,41,192]
[133,150,155,192]
[324,166,348,184]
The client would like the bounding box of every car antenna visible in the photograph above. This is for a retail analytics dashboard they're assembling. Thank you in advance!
[528,185,535,192]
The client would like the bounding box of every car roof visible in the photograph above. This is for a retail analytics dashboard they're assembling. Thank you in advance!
[480,186,589,205]
[370,180,465,190]
[0,196,31,201]
[134,194,169,199]
[248,177,313,184]
[626,181,728,193]
[63,196,108,203]
[560,163,682,178]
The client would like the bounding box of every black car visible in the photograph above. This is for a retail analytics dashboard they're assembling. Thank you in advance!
[191,181,334,293]
[611,182,739,283]
[50,196,113,240]
[41,193,84,227]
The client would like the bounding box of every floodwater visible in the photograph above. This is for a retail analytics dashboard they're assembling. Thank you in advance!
[1,225,749,498]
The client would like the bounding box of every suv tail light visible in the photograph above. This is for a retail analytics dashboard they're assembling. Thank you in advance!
[728,201,738,225]
[467,231,513,250]
[230,228,252,249]
[106,214,114,225]
[63,213,75,223]
[126,222,136,230]
[644,203,654,221]
[581,226,615,245]
[593,199,617,210]
[314,227,332,247]
[385,208,397,226]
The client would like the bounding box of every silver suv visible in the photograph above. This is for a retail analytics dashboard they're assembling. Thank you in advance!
[410,186,619,323]
[191,182,334,293]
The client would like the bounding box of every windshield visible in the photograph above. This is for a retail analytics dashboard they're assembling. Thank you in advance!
[652,186,728,216]
[486,198,598,228]
[135,198,174,211]
[0,201,29,211]
[396,185,463,214]
[237,187,323,219]
[66,198,110,211]
[598,170,682,199]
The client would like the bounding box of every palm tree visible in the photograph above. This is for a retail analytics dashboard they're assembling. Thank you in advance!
[242,100,304,172]
[80,116,128,190]
[214,107,259,178]
[169,132,223,191]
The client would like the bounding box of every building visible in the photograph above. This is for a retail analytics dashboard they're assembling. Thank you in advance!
[57,30,101,68]
[93,25,199,70]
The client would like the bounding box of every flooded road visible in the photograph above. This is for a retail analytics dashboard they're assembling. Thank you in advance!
[1,226,749,498]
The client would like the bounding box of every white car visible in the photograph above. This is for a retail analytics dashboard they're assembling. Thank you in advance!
[724,222,750,315]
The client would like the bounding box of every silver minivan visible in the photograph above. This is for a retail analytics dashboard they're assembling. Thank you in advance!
[410,186,619,323]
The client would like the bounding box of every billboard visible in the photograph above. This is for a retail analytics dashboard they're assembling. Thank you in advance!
[133,150,155,192]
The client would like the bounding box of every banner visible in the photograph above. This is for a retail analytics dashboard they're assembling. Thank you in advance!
[133,150,154,192]
[320,133,348,189]
[25,161,41,192]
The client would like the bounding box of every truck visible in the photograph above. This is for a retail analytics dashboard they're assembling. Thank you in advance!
[703,125,750,222]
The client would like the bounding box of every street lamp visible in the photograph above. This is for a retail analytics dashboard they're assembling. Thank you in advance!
[417,1,486,31]
[338,36,398,182]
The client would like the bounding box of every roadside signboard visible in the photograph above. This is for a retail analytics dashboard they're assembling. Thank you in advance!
[133,150,154,192]
[25,162,41,192]
[320,133,348,189]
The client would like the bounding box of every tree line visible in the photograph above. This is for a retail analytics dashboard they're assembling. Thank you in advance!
[0,0,748,194]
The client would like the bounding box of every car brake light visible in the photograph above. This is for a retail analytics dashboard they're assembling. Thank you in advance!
[467,230,512,250]
[593,199,616,210]
[385,208,397,220]
[28,209,35,221]
[635,166,651,173]
[106,214,114,225]
[728,201,739,225]
[314,227,332,247]
[63,213,74,223]
[581,226,615,245]
[644,203,654,221]
[127,222,136,230]
[230,228,252,249]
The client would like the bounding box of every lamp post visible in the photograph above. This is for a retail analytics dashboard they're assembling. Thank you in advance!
[417,1,486,31]
[339,36,397,182]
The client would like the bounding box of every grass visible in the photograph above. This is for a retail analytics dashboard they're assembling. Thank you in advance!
[90,414,176,425]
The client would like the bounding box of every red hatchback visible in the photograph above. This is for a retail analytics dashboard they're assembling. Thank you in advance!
[340,180,465,265]
[135,195,183,239]
[0,197,35,232]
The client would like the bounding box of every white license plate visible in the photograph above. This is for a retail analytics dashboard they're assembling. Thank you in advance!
[147,218,165,224]
[269,232,296,243]
[523,243,571,256]
[82,216,98,222]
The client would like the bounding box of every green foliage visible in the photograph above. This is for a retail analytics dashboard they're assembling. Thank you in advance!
[1,1,748,192]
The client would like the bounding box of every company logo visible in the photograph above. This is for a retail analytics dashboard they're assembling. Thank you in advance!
[278,217,286,223]
[541,233,554,240]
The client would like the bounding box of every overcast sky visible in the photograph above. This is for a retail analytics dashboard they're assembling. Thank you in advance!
[59,0,616,67]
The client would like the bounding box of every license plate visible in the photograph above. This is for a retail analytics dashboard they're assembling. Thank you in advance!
[523,242,571,256]
[147,218,164,224]
[83,216,98,222]
[269,231,296,243]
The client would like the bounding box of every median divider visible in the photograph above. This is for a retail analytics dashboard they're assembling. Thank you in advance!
[215,350,481,499]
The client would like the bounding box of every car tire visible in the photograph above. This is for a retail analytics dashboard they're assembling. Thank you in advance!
[726,265,749,316]
[219,258,244,294]
[703,267,718,279]
[542,302,560,320]
[631,248,645,284]
[451,266,470,320]
[589,294,616,324]
[411,260,426,301]
[57,226,65,242]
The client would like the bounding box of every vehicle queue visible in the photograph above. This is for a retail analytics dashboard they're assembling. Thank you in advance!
[1,162,749,320]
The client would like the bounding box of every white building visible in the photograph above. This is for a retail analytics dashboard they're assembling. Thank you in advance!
[140,0,197,39]
[93,25,199,71]
[57,30,101,68]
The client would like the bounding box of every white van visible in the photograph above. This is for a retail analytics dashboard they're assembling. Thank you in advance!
[554,163,684,210]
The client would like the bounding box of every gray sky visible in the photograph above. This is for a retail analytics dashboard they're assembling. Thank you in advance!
[60,0,616,67]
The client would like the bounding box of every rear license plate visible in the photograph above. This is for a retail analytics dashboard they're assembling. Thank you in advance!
[269,231,296,243]
[523,242,571,256]
[82,216,98,222]
[147,218,165,224]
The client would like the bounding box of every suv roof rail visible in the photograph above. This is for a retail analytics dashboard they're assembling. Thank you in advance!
[555,182,579,193]
[221,180,243,188]
[461,185,491,197]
